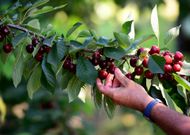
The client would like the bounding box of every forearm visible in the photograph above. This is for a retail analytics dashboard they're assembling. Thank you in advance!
[150,103,190,135]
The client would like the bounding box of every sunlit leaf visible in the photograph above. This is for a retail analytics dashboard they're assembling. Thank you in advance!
[173,74,190,91]
[66,22,82,38]
[151,5,159,41]
[164,25,181,45]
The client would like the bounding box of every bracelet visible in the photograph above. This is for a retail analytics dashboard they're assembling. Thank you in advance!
[143,98,162,121]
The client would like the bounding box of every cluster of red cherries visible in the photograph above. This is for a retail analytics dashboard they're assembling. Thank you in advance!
[126,45,186,81]
[0,25,51,62]
[0,25,13,53]
[25,37,51,62]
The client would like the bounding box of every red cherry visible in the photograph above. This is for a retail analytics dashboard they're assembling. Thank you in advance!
[164,73,174,81]
[174,61,183,67]
[32,37,39,46]
[43,45,51,53]
[134,66,144,75]
[69,63,76,73]
[0,33,4,42]
[1,26,10,35]
[107,64,115,74]
[173,64,181,72]
[125,73,134,80]
[149,45,160,55]
[35,53,43,62]
[90,58,99,66]
[99,60,107,69]
[98,70,108,80]
[145,70,154,79]
[142,57,149,68]
[26,44,34,53]
[92,51,101,59]
[106,57,114,62]
[3,43,13,53]
[137,47,145,56]
[164,55,173,64]
[174,51,184,61]
[63,58,72,69]
[164,64,173,73]
[158,74,165,80]
[130,57,138,67]
[38,46,45,54]
[162,51,172,57]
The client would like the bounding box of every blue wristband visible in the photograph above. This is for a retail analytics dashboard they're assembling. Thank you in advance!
[143,98,162,121]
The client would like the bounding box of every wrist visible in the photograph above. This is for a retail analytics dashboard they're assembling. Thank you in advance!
[139,96,154,112]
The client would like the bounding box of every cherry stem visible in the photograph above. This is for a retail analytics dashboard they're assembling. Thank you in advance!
[7,24,45,40]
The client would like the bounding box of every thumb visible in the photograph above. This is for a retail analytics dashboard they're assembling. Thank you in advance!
[114,68,131,87]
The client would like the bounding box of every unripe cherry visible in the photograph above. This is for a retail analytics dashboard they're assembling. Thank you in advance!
[174,51,184,61]
[173,64,181,72]
[164,64,173,73]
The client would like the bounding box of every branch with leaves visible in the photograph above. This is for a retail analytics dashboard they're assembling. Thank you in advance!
[0,1,190,119]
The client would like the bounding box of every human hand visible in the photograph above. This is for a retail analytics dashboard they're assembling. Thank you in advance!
[96,68,154,112]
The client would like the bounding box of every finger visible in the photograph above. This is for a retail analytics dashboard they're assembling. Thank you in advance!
[112,78,121,87]
[114,68,131,87]
[96,78,114,98]
[105,74,114,87]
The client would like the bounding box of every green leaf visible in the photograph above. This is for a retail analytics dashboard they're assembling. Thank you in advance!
[43,35,55,47]
[61,70,73,90]
[148,55,165,74]
[41,72,54,93]
[164,25,181,45]
[114,32,130,49]
[47,39,67,67]
[42,58,56,88]
[29,4,67,17]
[77,30,91,38]
[31,0,49,10]
[177,61,190,76]
[66,75,85,102]
[122,20,133,34]
[173,74,190,91]
[103,96,116,119]
[12,48,24,88]
[69,40,84,53]
[27,64,42,99]
[27,19,40,30]
[151,5,159,42]
[66,22,82,38]
[92,86,102,109]
[157,83,183,113]
[96,37,109,46]
[12,32,28,47]
[76,57,98,85]
[177,84,187,104]
[104,47,126,60]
